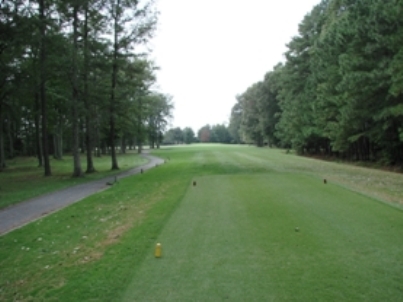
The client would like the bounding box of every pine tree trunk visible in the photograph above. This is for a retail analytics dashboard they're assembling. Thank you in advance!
[53,113,62,160]
[85,119,95,172]
[81,121,85,154]
[121,135,126,154]
[71,4,83,177]
[84,5,95,173]
[7,114,14,158]
[39,0,51,176]
[0,132,5,170]
[34,93,43,167]
[26,115,31,156]
[137,97,143,154]
[156,132,161,149]
[53,132,63,159]
[109,1,120,170]
[53,134,58,159]
[95,122,101,158]
[101,140,107,155]
[0,104,6,170]
[109,116,119,169]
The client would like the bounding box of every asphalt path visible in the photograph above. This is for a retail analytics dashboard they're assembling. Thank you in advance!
[0,153,164,235]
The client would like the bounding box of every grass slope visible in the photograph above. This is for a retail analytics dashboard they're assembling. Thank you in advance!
[0,145,402,301]
[0,163,188,301]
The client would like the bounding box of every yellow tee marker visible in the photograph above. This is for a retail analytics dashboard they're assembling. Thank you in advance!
[155,243,162,258]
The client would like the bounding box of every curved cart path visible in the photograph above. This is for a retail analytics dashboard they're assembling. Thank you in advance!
[0,153,164,235]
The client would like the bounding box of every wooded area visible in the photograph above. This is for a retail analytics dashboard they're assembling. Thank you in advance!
[0,0,173,176]
[229,0,403,165]
[162,124,231,145]
[3,0,403,173]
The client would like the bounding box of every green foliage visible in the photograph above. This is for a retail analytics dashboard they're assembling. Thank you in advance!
[230,0,403,163]
[0,0,170,174]
[232,65,282,147]
[162,127,184,145]
[228,102,243,143]
[182,127,195,144]
[210,124,231,143]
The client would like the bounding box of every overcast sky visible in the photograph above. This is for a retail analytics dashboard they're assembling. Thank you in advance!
[150,0,320,133]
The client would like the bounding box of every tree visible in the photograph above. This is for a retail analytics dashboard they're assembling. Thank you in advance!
[162,128,176,145]
[145,93,173,149]
[229,0,403,164]
[228,101,243,144]
[38,0,53,176]
[105,0,157,169]
[173,127,184,144]
[183,127,195,144]
[239,85,264,146]
[211,124,231,143]
[0,0,167,177]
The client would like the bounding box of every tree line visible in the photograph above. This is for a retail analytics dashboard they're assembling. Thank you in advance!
[163,124,232,145]
[229,0,403,165]
[0,0,173,176]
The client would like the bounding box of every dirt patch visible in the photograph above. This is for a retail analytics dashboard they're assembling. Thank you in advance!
[102,222,134,246]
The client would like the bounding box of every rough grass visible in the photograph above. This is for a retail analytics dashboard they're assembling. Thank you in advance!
[0,167,188,301]
[0,144,403,301]
[0,152,147,209]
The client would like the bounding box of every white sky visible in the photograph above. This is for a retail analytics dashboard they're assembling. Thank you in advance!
[150,0,320,133]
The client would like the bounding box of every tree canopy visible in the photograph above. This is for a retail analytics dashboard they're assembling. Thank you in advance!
[0,0,173,175]
[229,0,403,164]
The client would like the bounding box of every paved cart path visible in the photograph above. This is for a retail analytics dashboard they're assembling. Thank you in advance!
[0,153,164,235]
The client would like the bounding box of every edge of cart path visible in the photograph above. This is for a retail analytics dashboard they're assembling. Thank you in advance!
[0,153,164,236]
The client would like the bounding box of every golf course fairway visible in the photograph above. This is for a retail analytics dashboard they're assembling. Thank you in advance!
[123,172,403,301]
[1,145,402,301]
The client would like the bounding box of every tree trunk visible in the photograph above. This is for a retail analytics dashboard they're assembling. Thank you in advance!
[95,122,101,158]
[53,134,58,159]
[156,131,161,149]
[53,111,62,160]
[34,92,43,167]
[101,140,107,155]
[109,1,120,170]
[0,129,5,170]
[39,0,51,176]
[80,121,85,154]
[109,116,119,169]
[7,114,14,158]
[25,114,30,156]
[121,135,126,154]
[71,4,83,177]
[0,104,6,170]
[53,131,62,159]
[137,97,143,154]
[84,113,95,173]
[84,5,95,173]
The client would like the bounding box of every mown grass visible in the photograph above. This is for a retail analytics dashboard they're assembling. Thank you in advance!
[124,173,403,301]
[0,144,402,301]
[0,152,147,209]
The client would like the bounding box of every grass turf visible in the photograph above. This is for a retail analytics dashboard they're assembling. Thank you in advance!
[0,152,147,209]
[123,173,403,301]
[1,144,403,301]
